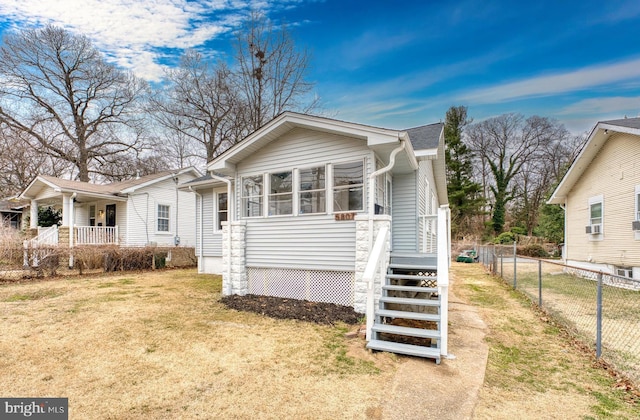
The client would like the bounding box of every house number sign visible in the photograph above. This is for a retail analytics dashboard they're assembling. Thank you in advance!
[335,212,356,221]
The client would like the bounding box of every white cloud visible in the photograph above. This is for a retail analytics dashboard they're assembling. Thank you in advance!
[458,58,640,104]
[558,96,640,116]
[0,0,269,80]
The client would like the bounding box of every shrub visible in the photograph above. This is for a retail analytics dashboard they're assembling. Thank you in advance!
[518,244,550,258]
[494,231,516,244]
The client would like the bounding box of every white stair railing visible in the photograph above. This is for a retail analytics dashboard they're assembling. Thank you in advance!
[364,225,389,341]
[436,205,451,356]
[23,225,59,267]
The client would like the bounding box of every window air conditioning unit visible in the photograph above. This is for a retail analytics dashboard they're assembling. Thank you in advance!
[591,224,601,235]
[585,225,591,234]
[633,221,640,231]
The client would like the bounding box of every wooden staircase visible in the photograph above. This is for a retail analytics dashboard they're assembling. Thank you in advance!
[366,253,443,364]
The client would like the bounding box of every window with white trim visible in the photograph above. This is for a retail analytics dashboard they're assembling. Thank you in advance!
[590,202,602,226]
[333,161,364,212]
[299,166,326,214]
[216,192,228,230]
[635,185,640,221]
[587,195,603,237]
[616,266,633,279]
[89,205,96,227]
[242,175,263,217]
[157,204,170,232]
[268,171,293,216]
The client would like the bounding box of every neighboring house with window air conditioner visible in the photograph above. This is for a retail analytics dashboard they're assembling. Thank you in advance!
[549,117,640,279]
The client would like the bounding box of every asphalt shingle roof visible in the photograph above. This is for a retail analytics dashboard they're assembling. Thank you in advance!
[602,117,640,130]
[405,122,443,151]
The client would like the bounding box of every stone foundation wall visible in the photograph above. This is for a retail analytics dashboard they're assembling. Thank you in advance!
[353,215,391,313]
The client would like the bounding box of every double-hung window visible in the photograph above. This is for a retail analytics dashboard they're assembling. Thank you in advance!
[588,195,603,237]
[89,205,96,227]
[635,186,640,221]
[217,192,228,230]
[242,175,263,217]
[590,202,602,226]
[299,166,326,214]
[157,204,170,232]
[268,171,293,216]
[333,161,364,212]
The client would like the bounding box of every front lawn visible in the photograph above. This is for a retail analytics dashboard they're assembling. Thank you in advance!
[0,269,393,419]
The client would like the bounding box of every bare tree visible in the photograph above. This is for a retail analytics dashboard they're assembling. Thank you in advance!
[233,11,319,132]
[0,126,71,195]
[0,25,148,182]
[150,50,240,163]
[467,114,564,234]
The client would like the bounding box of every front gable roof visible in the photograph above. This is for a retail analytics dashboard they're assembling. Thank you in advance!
[20,167,200,202]
[548,117,640,204]
[207,112,427,173]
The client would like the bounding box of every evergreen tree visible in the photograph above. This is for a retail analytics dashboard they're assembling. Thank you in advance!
[444,106,484,239]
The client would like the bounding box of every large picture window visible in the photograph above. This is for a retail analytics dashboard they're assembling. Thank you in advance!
[157,204,170,232]
[268,171,293,215]
[242,175,263,217]
[333,161,364,212]
[299,166,326,214]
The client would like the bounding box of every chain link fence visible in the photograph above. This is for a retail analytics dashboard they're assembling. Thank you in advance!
[477,244,640,386]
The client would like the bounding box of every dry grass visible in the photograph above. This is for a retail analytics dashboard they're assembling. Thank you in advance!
[452,262,640,419]
[0,269,397,419]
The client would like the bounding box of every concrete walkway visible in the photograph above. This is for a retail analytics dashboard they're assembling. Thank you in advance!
[381,272,489,419]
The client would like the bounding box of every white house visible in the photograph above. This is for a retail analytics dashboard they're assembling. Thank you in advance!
[20,167,200,249]
[183,112,451,362]
[549,117,640,279]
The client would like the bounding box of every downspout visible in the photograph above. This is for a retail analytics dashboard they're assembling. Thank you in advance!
[69,192,77,268]
[210,174,233,294]
[188,186,203,273]
[368,136,407,250]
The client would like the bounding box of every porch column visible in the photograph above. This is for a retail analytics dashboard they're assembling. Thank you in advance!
[354,215,391,313]
[222,220,247,296]
[61,194,72,227]
[30,200,38,229]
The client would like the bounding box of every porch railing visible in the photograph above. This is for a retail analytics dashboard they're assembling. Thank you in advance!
[364,225,389,341]
[75,226,119,245]
[421,214,437,253]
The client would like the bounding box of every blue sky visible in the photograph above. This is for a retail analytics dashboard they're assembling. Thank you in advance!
[0,0,639,134]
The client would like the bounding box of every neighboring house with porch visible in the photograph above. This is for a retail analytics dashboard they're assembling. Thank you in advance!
[0,197,27,229]
[183,112,451,362]
[19,168,200,250]
[549,117,640,279]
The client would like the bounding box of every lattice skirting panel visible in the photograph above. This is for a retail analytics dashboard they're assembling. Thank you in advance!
[247,267,355,307]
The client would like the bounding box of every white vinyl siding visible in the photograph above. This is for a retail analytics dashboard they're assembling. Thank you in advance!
[234,127,372,270]
[392,173,417,252]
[124,175,197,247]
[197,189,222,257]
[245,215,356,270]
